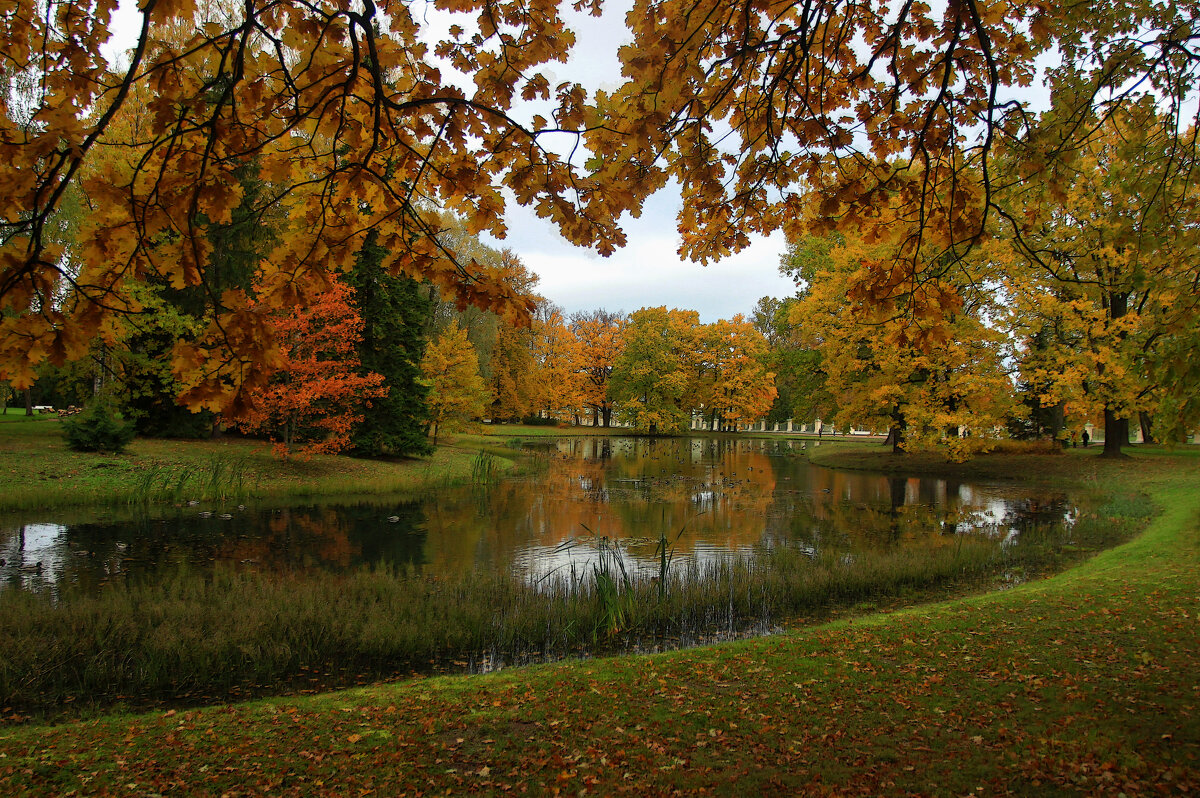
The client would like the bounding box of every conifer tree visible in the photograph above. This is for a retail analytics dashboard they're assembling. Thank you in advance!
[346,230,433,457]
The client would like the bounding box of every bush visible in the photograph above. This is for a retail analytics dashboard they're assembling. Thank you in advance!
[61,399,137,453]
[519,415,560,426]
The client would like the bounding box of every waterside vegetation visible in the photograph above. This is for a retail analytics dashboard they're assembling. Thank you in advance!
[0,417,521,513]
[0,441,1169,724]
[0,450,1195,794]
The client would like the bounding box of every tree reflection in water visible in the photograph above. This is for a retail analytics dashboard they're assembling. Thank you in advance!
[0,437,1079,595]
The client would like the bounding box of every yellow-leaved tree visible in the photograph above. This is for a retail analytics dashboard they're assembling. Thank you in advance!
[570,309,626,427]
[786,227,1014,457]
[998,102,1200,456]
[696,315,777,431]
[421,324,488,446]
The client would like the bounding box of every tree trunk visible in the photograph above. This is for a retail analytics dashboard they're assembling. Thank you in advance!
[24,388,33,416]
[883,405,905,453]
[1138,410,1156,445]
[602,406,612,427]
[1101,408,1128,458]
[1099,291,1131,459]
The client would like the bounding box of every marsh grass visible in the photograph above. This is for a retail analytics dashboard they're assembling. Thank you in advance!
[127,456,256,504]
[470,450,499,484]
[0,502,1137,720]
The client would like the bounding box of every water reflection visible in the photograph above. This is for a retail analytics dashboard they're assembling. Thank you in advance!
[0,437,1078,595]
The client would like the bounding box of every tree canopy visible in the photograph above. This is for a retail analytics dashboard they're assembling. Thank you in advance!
[2,0,1198,425]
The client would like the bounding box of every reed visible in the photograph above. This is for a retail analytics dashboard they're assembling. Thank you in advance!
[124,456,257,504]
[0,502,1140,721]
[470,450,499,484]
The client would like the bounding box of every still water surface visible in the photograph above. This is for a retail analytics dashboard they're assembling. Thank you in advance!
[1,437,1078,594]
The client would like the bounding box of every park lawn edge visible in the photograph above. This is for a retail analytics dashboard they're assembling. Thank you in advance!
[0,456,1196,794]
[0,420,527,514]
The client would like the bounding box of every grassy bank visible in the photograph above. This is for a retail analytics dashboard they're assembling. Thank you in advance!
[0,451,1195,794]
[0,420,519,513]
[0,520,1100,720]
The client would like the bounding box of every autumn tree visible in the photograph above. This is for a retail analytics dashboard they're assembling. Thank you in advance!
[697,315,777,431]
[529,305,585,422]
[596,0,1199,326]
[998,103,1200,457]
[0,0,628,411]
[477,251,542,422]
[787,228,1014,455]
[570,309,626,427]
[610,307,702,435]
[421,323,488,445]
[233,274,385,459]
[4,0,1198,415]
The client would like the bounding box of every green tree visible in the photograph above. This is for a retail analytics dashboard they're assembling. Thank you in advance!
[346,230,433,457]
[610,307,701,435]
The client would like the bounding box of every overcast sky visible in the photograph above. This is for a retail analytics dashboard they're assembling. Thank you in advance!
[421,0,800,321]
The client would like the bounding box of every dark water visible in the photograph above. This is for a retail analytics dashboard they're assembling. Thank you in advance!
[0,437,1078,595]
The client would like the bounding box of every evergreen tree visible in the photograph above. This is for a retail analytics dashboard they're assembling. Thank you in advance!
[346,230,434,457]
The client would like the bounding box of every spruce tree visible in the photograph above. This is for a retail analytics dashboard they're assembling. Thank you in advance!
[347,230,434,457]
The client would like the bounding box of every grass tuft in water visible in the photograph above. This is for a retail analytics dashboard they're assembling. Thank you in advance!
[0,504,1140,721]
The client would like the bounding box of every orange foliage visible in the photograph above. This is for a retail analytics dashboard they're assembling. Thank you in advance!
[231,274,384,459]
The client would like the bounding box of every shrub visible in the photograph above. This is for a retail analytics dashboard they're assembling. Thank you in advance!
[61,399,137,453]
[519,415,560,426]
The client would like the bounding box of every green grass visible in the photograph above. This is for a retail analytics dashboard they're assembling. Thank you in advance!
[0,450,1196,794]
[0,421,517,512]
[0,407,49,422]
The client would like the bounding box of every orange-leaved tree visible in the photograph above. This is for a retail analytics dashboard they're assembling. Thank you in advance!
[570,309,626,427]
[232,274,384,459]
[0,0,626,411]
[530,306,585,422]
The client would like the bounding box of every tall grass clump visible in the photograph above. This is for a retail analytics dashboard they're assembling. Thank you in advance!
[1,500,1142,721]
[128,456,254,504]
[470,450,500,484]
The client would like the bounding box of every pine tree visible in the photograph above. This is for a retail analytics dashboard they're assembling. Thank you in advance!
[346,230,434,457]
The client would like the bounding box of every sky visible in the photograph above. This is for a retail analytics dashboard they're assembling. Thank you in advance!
[409,0,801,322]
[103,0,801,323]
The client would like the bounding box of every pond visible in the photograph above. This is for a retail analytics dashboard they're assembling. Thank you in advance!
[1,437,1081,596]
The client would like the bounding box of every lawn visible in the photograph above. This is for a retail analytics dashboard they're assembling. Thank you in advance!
[0,448,1195,795]
[0,419,516,513]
